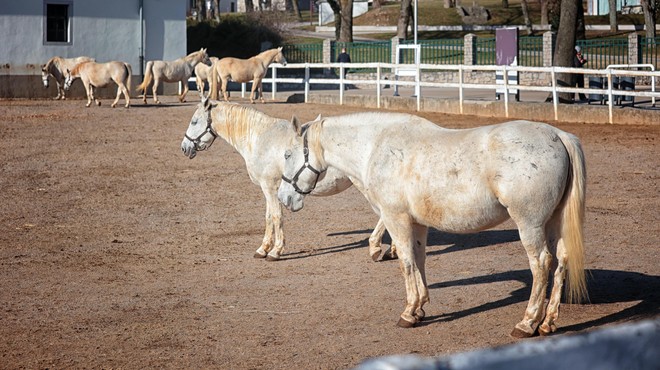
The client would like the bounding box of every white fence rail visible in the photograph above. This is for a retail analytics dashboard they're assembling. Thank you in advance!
[187,62,659,124]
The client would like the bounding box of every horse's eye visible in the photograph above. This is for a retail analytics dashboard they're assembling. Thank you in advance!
[284,150,291,159]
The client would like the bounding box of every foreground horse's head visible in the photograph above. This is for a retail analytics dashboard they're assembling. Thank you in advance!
[278,117,327,212]
[273,47,287,66]
[181,97,218,159]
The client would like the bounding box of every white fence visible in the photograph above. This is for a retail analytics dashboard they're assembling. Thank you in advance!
[188,62,659,124]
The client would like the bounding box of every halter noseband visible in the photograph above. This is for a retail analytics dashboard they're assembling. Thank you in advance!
[281,132,325,195]
[185,109,218,151]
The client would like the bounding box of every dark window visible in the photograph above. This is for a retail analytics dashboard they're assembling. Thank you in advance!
[46,3,69,42]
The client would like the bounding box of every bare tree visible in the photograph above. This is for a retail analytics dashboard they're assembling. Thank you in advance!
[372,0,383,10]
[552,0,579,103]
[196,0,204,21]
[521,0,533,35]
[326,0,353,42]
[444,0,456,8]
[397,0,413,40]
[640,0,657,39]
[290,0,303,21]
[540,0,549,26]
[502,0,509,9]
[608,0,618,32]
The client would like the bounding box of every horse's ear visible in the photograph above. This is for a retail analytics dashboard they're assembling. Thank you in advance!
[278,46,283,51]
[291,116,303,136]
[315,114,322,121]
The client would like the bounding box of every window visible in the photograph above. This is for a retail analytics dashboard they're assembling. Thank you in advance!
[44,2,71,44]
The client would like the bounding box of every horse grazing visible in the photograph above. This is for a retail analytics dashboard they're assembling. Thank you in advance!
[41,56,95,100]
[180,98,391,261]
[278,113,588,337]
[210,47,287,104]
[137,48,210,104]
[194,56,219,98]
[64,61,132,108]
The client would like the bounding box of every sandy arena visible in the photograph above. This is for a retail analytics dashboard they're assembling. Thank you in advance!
[0,96,658,369]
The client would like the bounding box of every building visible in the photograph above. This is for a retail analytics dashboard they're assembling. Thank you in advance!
[587,0,642,16]
[0,0,186,98]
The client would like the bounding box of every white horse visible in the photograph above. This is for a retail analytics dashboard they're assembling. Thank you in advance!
[137,48,210,104]
[277,113,587,337]
[194,56,220,98]
[210,47,287,104]
[41,56,95,100]
[64,61,132,108]
[180,98,391,261]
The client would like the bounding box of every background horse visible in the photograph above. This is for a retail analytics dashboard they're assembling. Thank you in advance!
[210,47,287,104]
[194,56,219,98]
[180,98,390,261]
[41,56,95,100]
[64,61,132,108]
[278,113,587,338]
[137,48,210,104]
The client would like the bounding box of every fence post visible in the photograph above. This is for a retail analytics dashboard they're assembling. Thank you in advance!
[323,39,332,76]
[543,31,556,86]
[391,36,399,65]
[464,33,476,66]
[628,32,641,65]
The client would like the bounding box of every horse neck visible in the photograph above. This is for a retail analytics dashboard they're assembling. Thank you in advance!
[185,53,204,67]
[211,104,275,155]
[259,50,279,66]
[310,119,371,181]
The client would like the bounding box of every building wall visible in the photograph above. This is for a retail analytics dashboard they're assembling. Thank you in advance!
[0,0,186,98]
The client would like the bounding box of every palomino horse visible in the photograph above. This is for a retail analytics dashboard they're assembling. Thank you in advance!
[194,56,219,98]
[137,48,210,104]
[278,113,587,337]
[180,98,391,261]
[64,61,132,108]
[41,56,95,99]
[210,47,287,104]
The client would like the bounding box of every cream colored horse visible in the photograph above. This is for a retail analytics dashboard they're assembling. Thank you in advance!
[194,56,219,98]
[64,61,132,108]
[180,98,390,261]
[210,47,287,104]
[278,113,587,338]
[137,48,210,104]
[41,56,95,99]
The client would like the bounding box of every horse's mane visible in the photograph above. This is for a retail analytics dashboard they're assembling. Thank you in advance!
[44,56,62,71]
[213,102,280,147]
[69,61,91,76]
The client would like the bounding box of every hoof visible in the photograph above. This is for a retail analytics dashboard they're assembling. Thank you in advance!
[538,323,556,336]
[370,252,380,262]
[510,326,535,338]
[111,104,117,108]
[265,255,280,262]
[96,101,101,106]
[253,252,267,259]
[396,317,416,328]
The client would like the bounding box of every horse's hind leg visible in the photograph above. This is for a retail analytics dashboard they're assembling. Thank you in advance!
[179,82,189,103]
[152,79,161,104]
[368,219,387,261]
[511,225,552,338]
[221,79,230,102]
[112,85,122,108]
[539,218,566,335]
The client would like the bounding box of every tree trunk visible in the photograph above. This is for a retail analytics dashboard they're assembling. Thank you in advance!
[397,0,413,40]
[608,0,618,32]
[640,0,657,39]
[196,0,204,21]
[327,0,343,40]
[521,0,533,35]
[291,0,303,21]
[502,0,509,9]
[245,0,254,12]
[552,0,579,103]
[576,0,586,40]
[372,0,382,10]
[540,0,549,26]
[339,0,354,42]
[444,0,456,8]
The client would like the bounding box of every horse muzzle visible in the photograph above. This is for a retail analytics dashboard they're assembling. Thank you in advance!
[181,140,197,159]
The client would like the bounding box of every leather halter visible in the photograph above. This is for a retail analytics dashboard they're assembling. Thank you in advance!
[185,109,218,151]
[281,132,325,195]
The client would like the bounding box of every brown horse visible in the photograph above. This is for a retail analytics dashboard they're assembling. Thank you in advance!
[136,48,210,104]
[41,56,95,100]
[64,61,132,108]
[210,47,287,104]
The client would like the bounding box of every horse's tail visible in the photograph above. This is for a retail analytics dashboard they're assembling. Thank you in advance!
[136,61,153,93]
[124,63,133,96]
[557,131,588,304]
[210,61,219,100]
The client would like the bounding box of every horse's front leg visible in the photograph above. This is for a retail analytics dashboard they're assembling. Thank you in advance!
[368,219,387,261]
[249,83,257,104]
[264,188,285,261]
[382,214,425,327]
[179,81,189,103]
[83,82,93,107]
[55,80,64,100]
[258,82,265,103]
[511,226,552,338]
[197,77,205,98]
[221,79,230,102]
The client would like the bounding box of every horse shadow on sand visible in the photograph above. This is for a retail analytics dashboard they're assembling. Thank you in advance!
[418,268,659,334]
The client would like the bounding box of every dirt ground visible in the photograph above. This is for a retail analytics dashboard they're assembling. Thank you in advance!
[0,95,658,369]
